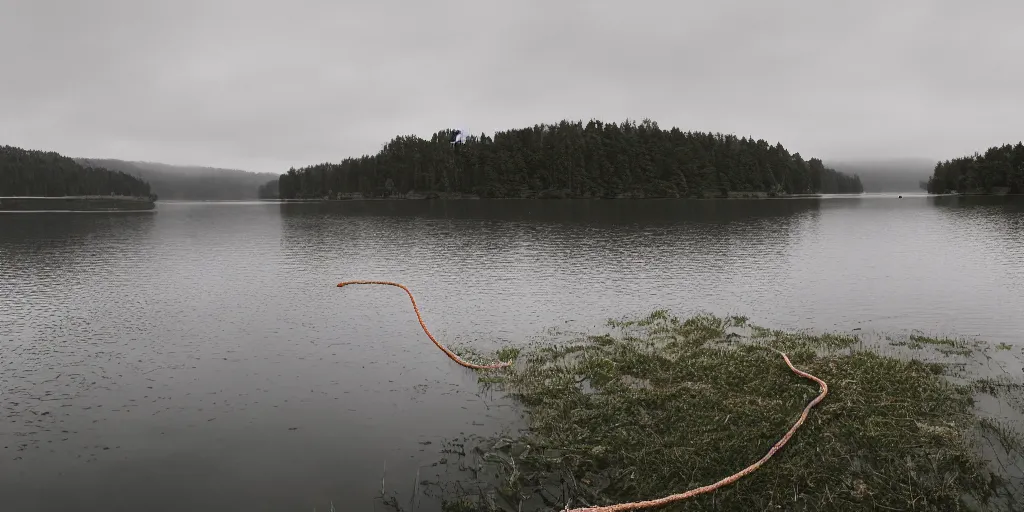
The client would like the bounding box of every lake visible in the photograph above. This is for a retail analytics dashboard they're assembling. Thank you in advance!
[1,194,1023,511]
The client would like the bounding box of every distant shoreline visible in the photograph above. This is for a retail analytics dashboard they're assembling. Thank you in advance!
[273,191,854,202]
[269,191,1024,202]
[0,195,156,212]
[952,192,1024,197]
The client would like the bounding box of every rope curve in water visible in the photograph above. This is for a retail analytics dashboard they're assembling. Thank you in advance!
[337,280,828,511]
[336,280,512,370]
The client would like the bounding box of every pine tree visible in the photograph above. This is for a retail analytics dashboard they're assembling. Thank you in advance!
[277,119,865,199]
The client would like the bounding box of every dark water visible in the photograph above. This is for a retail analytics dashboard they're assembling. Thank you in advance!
[1,195,1023,511]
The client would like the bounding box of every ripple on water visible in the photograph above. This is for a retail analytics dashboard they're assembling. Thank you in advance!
[1,197,1023,511]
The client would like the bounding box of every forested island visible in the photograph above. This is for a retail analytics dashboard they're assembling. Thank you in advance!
[925,142,1024,195]
[277,119,864,200]
[1,145,155,210]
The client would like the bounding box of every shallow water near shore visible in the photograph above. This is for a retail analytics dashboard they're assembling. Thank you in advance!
[1,195,1023,511]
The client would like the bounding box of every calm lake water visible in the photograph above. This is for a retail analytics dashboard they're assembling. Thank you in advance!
[1,195,1023,511]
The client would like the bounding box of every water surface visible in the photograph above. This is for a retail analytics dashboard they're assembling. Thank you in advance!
[1,195,1023,511]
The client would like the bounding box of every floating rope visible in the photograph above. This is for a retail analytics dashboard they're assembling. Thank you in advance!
[337,280,828,511]
[336,280,512,370]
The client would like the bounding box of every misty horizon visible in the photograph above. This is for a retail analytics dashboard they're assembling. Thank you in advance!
[7,121,974,178]
[36,128,950,178]
[3,1,1023,174]
[8,120,950,178]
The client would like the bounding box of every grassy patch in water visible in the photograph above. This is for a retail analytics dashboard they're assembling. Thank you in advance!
[405,312,1022,512]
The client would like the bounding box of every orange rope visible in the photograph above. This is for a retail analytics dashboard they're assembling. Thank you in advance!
[337,280,828,511]
[336,280,512,370]
[564,348,828,512]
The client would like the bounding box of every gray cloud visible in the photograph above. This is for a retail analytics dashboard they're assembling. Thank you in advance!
[2,0,1022,173]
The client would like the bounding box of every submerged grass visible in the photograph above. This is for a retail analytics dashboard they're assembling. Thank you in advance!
[388,312,1023,512]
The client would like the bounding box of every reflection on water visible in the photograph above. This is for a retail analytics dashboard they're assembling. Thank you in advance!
[1,196,1022,511]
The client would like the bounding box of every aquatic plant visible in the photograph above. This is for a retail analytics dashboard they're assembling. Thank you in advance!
[400,312,1023,512]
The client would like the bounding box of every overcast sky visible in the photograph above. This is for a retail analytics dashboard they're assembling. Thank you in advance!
[1,0,1022,174]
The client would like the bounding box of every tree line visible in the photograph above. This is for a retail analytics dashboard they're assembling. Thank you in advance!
[276,119,864,200]
[925,142,1024,194]
[1,145,154,198]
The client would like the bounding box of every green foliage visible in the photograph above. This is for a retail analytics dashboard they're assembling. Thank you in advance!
[1,145,154,198]
[926,142,1024,194]
[421,313,1020,512]
[277,119,864,200]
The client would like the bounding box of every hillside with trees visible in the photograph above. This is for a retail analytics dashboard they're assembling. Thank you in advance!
[76,158,279,200]
[257,179,279,199]
[825,158,934,193]
[925,142,1024,194]
[277,119,864,200]
[1,145,153,198]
